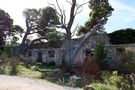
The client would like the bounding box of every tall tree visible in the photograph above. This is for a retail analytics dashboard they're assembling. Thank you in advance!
[77,0,113,35]
[0,9,24,48]
[49,0,88,40]
[21,8,40,46]
[69,0,114,66]
[18,7,60,53]
[0,9,13,48]
[49,0,113,66]
[108,28,135,44]
[38,7,60,36]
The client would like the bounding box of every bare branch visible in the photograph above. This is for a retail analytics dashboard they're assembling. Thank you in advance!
[48,2,61,17]
[62,9,66,25]
[66,0,72,5]
[56,0,63,15]
[75,8,83,15]
[67,0,76,29]
[74,1,89,16]
[48,0,67,29]
[55,0,64,25]
[71,24,79,37]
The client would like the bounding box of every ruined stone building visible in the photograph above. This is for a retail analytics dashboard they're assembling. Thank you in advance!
[22,32,109,66]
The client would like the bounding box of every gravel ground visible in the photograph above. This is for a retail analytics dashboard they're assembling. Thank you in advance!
[0,75,82,90]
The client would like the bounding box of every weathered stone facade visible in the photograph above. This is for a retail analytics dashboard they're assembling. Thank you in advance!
[22,33,110,66]
[106,44,135,70]
[29,48,62,66]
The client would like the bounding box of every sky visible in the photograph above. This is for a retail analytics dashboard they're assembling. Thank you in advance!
[0,0,135,33]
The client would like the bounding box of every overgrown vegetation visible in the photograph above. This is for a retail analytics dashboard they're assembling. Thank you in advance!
[77,1,114,36]
[95,43,108,70]
[85,71,134,90]
[0,0,135,90]
[47,31,64,48]
[1,45,135,89]
[0,54,20,75]
[108,28,135,44]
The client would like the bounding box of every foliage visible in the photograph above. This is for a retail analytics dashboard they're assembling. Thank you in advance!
[23,7,60,44]
[77,0,114,36]
[103,71,132,90]
[95,43,108,70]
[17,65,43,78]
[91,83,119,90]
[17,64,60,79]
[0,53,21,75]
[0,9,23,46]
[108,28,135,44]
[87,71,133,90]
[0,9,13,47]
[10,25,24,45]
[3,44,12,56]
[47,31,65,48]
[38,7,60,36]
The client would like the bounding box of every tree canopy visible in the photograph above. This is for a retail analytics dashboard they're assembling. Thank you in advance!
[108,28,135,44]
[47,31,65,48]
[37,7,60,38]
[77,0,114,36]
[0,9,13,47]
[0,9,24,47]
[22,6,60,46]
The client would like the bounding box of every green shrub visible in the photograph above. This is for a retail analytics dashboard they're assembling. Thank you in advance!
[17,65,42,78]
[91,83,119,90]
[102,71,132,90]
[109,72,131,89]
[0,53,21,75]
[3,45,13,56]
[95,43,108,70]
[87,71,133,90]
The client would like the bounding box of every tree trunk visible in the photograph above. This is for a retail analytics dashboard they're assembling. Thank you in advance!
[15,19,30,55]
[21,19,30,46]
[65,29,72,40]
[68,21,104,67]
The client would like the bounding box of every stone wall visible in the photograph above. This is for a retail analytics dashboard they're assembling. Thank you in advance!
[23,33,110,66]
[106,44,135,70]
[107,44,135,58]
[30,48,62,66]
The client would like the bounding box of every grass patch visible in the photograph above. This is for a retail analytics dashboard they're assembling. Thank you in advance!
[16,64,60,79]
[91,83,119,90]
[17,65,42,78]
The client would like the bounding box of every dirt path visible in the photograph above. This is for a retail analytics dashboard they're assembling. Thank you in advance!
[0,75,82,90]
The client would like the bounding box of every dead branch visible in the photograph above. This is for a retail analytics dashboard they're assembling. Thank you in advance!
[71,24,79,37]
[66,0,72,5]
[74,1,89,16]
[67,0,76,29]
[48,0,89,39]
[48,0,67,27]
[62,9,66,25]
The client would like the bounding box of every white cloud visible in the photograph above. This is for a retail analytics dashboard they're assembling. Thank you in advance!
[110,0,135,12]
[109,0,135,23]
